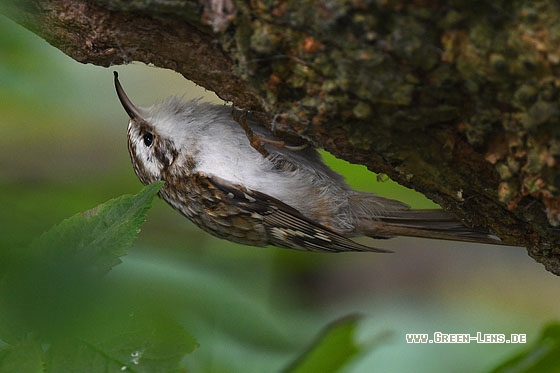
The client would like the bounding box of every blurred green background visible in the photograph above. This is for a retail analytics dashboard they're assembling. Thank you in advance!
[1,14,559,372]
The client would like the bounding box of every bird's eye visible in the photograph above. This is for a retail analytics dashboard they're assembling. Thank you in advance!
[143,133,154,147]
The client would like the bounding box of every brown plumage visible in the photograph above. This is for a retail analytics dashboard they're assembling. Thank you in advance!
[115,72,508,252]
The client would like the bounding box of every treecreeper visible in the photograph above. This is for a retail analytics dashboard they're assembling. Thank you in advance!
[114,72,510,252]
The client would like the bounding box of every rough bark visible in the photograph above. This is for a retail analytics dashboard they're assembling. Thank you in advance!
[2,0,559,273]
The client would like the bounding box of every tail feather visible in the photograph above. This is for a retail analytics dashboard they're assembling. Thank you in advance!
[361,209,510,245]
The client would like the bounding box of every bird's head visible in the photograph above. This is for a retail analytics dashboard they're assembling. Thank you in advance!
[114,72,180,185]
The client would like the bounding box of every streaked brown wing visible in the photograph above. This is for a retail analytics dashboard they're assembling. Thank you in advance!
[203,173,391,253]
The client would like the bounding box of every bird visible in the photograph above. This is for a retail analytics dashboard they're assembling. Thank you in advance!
[113,71,504,253]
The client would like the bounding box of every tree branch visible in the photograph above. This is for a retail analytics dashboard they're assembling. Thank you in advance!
[2,0,559,273]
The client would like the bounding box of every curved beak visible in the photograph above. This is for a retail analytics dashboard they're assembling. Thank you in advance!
[114,71,145,120]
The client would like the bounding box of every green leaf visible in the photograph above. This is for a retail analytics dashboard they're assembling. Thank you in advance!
[0,182,197,372]
[29,181,163,273]
[285,315,364,373]
[0,336,44,373]
[490,323,560,373]
[46,309,197,373]
[0,308,198,373]
[0,182,163,342]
